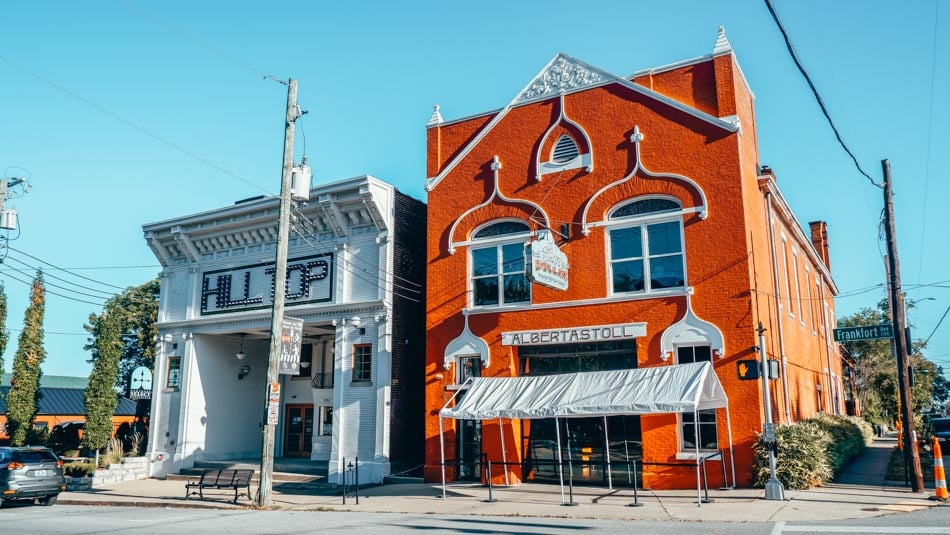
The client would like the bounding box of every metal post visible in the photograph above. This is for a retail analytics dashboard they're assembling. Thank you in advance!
[626,459,643,507]
[603,416,612,490]
[759,322,785,500]
[257,78,300,508]
[354,457,359,505]
[882,159,924,492]
[555,418,565,504]
[563,419,577,506]
[483,458,496,503]
[342,456,347,505]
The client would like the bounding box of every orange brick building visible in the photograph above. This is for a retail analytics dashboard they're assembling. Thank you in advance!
[424,29,847,489]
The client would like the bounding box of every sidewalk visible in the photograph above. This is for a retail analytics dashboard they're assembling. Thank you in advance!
[57,436,946,522]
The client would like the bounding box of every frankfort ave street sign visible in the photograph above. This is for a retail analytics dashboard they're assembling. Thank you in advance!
[833,323,894,342]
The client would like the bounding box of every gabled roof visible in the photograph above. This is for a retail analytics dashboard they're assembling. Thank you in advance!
[426,51,741,192]
[0,386,137,417]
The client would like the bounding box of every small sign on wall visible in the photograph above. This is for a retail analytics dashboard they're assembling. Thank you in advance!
[267,383,280,425]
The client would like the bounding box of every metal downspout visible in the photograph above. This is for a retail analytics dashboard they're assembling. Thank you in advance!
[765,189,792,423]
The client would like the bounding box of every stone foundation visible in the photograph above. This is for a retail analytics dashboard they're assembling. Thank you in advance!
[66,456,148,490]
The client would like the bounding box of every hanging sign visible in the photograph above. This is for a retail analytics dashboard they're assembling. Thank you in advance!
[128,366,153,400]
[525,231,568,291]
[278,317,304,375]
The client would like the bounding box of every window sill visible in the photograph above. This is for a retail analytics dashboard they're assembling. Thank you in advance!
[675,452,718,460]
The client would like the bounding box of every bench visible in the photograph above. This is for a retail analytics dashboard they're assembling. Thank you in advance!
[184,469,254,502]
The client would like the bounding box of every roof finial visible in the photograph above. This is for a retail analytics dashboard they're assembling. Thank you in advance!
[427,104,444,127]
[713,26,732,56]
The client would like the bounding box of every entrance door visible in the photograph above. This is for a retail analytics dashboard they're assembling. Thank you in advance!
[283,404,313,457]
[458,419,482,481]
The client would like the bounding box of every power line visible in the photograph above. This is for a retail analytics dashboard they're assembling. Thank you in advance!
[0,270,106,307]
[763,0,881,188]
[0,261,112,301]
[8,246,128,290]
[924,305,950,347]
[2,254,116,297]
[117,0,269,79]
[0,54,271,195]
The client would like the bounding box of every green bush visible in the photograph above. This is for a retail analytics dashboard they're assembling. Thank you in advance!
[64,460,97,478]
[99,437,124,468]
[807,414,872,472]
[24,426,51,447]
[754,421,832,489]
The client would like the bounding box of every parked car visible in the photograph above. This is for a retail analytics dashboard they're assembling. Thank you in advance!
[0,446,66,507]
[932,418,950,445]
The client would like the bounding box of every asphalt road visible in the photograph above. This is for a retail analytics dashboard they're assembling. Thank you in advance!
[1,504,948,535]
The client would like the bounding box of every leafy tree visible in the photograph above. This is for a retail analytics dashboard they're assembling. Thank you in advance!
[0,283,8,375]
[83,309,123,452]
[838,296,944,425]
[6,272,46,445]
[84,280,159,394]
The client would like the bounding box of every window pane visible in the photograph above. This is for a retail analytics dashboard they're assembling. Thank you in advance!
[682,409,718,449]
[501,243,525,273]
[649,254,684,289]
[474,278,499,306]
[472,248,497,276]
[612,198,680,218]
[612,259,644,293]
[610,227,642,260]
[648,222,681,256]
[503,273,530,303]
[473,221,529,239]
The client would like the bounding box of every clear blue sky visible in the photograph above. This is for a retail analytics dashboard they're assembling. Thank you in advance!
[1,1,947,387]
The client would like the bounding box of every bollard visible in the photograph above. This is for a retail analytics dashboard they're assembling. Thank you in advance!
[482,459,496,503]
[627,459,643,507]
[342,457,348,505]
[354,457,360,505]
[933,438,948,502]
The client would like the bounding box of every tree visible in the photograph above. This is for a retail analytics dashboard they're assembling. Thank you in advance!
[84,280,159,446]
[83,309,123,453]
[6,272,46,446]
[84,280,159,394]
[0,283,9,375]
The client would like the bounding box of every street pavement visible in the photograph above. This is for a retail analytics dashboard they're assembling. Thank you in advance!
[56,434,949,522]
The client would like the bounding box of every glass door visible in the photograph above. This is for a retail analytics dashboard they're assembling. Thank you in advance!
[283,404,313,457]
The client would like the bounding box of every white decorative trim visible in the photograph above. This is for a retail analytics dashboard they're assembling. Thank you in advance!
[427,104,443,127]
[466,286,688,315]
[516,55,606,105]
[446,155,551,254]
[580,125,709,235]
[443,311,491,369]
[659,290,725,361]
[426,52,740,192]
[712,26,732,56]
[534,94,594,181]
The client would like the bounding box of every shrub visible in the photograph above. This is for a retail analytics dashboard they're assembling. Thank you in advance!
[127,432,145,457]
[99,437,124,467]
[24,426,50,447]
[807,414,872,472]
[754,421,832,489]
[64,460,97,478]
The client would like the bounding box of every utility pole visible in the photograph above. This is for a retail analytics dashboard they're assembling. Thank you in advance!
[757,322,785,500]
[881,159,924,493]
[257,78,301,507]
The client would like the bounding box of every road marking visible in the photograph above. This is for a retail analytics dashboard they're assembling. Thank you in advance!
[777,527,950,533]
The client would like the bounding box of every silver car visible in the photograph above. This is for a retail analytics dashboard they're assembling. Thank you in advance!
[0,446,66,507]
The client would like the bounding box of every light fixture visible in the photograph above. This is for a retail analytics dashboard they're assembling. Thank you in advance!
[300,361,311,369]
[236,334,246,360]
[238,365,251,380]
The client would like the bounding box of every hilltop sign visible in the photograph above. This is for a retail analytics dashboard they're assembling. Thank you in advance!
[833,323,894,342]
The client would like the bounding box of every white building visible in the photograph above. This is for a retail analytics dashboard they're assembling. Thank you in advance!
[142,175,426,485]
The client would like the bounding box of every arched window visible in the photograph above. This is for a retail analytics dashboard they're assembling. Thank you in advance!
[470,221,531,307]
[607,198,685,294]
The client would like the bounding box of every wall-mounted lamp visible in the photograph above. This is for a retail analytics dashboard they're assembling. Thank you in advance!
[236,334,246,360]
[238,364,251,380]
[300,361,311,369]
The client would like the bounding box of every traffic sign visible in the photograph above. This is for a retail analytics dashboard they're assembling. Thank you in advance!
[833,323,894,342]
[737,359,760,380]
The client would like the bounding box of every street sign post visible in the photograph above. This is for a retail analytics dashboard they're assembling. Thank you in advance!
[833,323,894,342]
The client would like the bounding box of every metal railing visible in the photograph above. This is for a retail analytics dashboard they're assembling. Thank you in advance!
[311,372,334,389]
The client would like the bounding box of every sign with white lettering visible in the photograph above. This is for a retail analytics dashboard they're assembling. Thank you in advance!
[833,323,894,342]
[267,383,280,425]
[279,317,304,375]
[200,253,333,315]
[501,322,647,346]
[525,232,568,291]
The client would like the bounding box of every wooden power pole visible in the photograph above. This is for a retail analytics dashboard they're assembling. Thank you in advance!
[881,159,924,492]
[257,78,299,507]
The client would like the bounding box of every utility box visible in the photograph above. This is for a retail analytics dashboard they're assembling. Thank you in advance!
[0,208,17,230]
[291,164,312,202]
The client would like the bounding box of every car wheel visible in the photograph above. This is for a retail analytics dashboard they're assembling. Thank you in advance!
[39,494,58,506]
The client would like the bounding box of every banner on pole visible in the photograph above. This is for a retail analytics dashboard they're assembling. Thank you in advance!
[279,316,304,375]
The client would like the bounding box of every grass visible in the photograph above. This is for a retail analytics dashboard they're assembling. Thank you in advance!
[885,444,936,483]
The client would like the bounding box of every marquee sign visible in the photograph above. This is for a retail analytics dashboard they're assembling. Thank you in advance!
[525,232,568,291]
[200,253,333,315]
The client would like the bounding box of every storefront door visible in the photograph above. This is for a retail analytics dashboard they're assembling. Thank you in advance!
[283,404,313,457]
